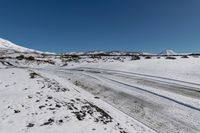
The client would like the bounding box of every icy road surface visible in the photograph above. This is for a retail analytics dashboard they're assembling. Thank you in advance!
[48,67,200,133]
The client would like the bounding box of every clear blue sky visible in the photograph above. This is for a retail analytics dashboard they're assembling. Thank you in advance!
[0,0,200,53]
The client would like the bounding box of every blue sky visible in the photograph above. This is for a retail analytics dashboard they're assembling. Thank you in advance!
[0,0,200,53]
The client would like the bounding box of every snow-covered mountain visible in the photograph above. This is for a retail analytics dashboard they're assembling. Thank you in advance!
[159,49,177,55]
[158,49,192,56]
[0,38,37,52]
[0,38,194,56]
[0,38,55,54]
[64,51,143,56]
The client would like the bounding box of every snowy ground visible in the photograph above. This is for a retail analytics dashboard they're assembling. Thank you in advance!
[0,67,155,133]
[0,52,200,133]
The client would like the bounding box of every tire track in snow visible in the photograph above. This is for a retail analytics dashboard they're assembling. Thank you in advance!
[100,75,200,112]
[54,69,200,133]
[78,67,200,88]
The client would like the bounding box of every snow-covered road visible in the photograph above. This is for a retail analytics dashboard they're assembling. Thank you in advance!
[50,67,200,133]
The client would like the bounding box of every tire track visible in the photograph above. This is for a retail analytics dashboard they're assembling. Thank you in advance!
[77,67,200,87]
[54,69,200,133]
[100,75,200,112]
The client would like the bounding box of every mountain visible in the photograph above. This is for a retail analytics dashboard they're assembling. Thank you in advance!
[159,49,192,56]
[0,38,55,54]
[0,38,193,56]
[0,38,37,52]
[64,51,143,56]
[159,49,177,55]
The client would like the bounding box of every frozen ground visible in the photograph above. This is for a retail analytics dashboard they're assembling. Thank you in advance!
[0,48,200,133]
[0,67,155,133]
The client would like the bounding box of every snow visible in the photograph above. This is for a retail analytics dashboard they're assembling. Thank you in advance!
[159,49,177,55]
[75,57,200,85]
[0,38,55,54]
[158,49,192,55]
[0,68,154,133]
[0,38,37,52]
[0,38,200,133]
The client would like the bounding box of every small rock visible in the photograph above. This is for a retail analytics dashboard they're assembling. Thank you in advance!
[39,105,45,109]
[27,123,34,127]
[14,110,20,113]
[28,96,32,99]
[55,104,61,108]
[47,96,53,99]
[41,118,54,126]
[58,119,63,123]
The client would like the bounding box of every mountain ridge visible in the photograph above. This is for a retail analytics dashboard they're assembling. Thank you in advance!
[0,38,193,55]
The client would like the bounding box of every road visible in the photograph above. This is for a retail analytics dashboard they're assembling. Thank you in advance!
[49,67,200,133]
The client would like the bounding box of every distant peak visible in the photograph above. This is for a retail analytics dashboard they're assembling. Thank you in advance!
[159,49,177,55]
